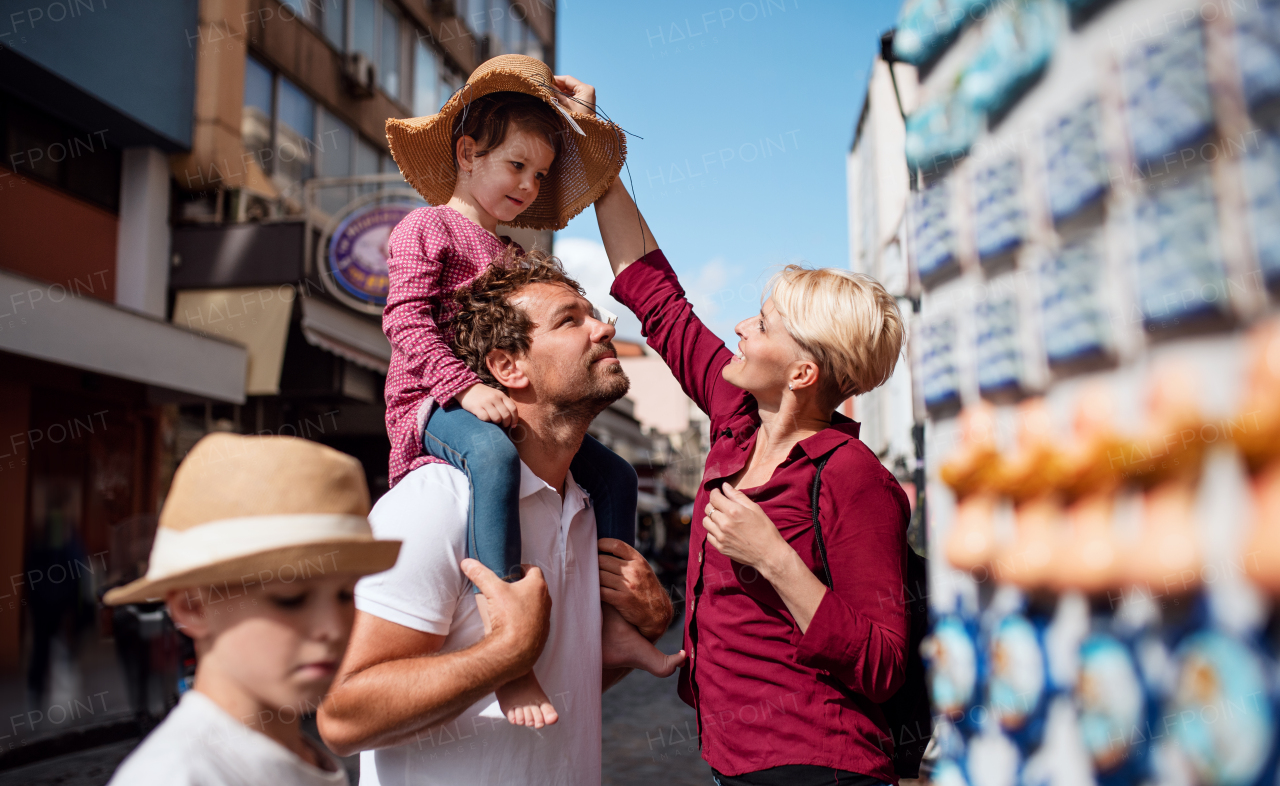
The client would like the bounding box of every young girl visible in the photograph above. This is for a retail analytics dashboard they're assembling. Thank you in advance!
[383,55,683,728]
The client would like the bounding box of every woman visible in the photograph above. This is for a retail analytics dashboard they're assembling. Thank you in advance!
[571,82,911,786]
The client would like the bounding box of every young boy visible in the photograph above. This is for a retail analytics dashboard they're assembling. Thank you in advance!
[103,434,402,786]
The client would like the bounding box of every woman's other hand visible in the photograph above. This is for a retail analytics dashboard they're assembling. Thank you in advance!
[552,75,596,116]
[703,484,789,572]
[456,383,518,429]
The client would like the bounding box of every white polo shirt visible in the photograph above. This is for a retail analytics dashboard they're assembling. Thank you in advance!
[354,461,603,786]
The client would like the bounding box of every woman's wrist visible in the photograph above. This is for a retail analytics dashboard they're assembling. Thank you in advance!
[758,539,802,585]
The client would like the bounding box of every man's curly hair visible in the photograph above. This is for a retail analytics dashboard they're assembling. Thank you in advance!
[451,248,586,391]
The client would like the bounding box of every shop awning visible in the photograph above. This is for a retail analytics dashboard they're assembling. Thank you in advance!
[300,297,391,375]
[0,270,247,403]
[172,287,294,396]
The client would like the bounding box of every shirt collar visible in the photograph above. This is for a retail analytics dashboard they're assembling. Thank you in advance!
[795,413,861,460]
[517,460,590,509]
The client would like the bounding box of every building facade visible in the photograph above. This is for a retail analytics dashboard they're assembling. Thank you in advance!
[845,51,921,528]
[0,0,556,763]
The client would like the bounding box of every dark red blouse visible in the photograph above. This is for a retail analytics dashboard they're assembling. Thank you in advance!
[611,250,911,782]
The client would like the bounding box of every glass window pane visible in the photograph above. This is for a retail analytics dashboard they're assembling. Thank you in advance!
[413,39,437,116]
[355,139,380,175]
[355,138,381,198]
[279,0,311,20]
[507,2,520,53]
[353,0,375,60]
[320,110,355,213]
[318,110,353,214]
[379,3,401,98]
[242,57,274,168]
[244,57,273,117]
[318,111,354,178]
[466,0,486,36]
[275,77,315,192]
[322,0,345,48]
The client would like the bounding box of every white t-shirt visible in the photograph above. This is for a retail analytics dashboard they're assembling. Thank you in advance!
[354,461,603,786]
[107,689,347,786]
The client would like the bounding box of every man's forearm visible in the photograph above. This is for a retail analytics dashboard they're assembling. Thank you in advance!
[596,178,659,277]
[320,637,524,755]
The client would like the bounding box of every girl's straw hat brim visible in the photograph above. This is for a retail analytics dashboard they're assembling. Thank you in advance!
[386,54,626,231]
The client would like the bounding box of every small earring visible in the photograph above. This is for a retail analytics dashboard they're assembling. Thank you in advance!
[788,383,793,391]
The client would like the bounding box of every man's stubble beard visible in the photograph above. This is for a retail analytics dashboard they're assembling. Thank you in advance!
[551,365,630,426]
[546,350,631,434]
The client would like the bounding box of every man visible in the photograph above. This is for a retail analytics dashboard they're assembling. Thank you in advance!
[317,252,674,786]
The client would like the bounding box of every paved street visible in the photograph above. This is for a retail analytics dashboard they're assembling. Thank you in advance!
[602,621,711,786]
[0,623,710,785]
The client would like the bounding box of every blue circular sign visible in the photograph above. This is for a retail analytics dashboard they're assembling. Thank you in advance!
[326,202,416,308]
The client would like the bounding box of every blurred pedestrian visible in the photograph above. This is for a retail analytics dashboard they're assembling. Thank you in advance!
[102,434,403,786]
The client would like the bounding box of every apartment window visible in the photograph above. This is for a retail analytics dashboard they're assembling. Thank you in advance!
[459,0,485,36]
[322,0,345,48]
[275,77,316,194]
[353,0,376,62]
[242,57,273,164]
[318,110,354,214]
[413,38,439,116]
[316,109,393,212]
[279,0,313,20]
[1,94,121,211]
[350,0,406,103]
[379,3,402,98]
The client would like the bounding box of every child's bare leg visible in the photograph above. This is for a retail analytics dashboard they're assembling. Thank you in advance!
[476,594,559,728]
[602,603,685,677]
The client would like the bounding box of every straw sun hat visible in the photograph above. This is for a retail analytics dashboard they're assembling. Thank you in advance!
[386,54,626,231]
[103,434,400,606]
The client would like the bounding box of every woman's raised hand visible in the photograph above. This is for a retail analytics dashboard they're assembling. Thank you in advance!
[552,75,596,116]
[703,484,788,572]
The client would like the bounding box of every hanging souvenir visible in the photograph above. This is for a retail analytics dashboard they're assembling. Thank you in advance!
[1242,125,1280,291]
[1233,0,1280,112]
[906,91,983,176]
[1076,633,1152,784]
[975,288,1024,397]
[1131,167,1231,331]
[921,314,963,414]
[959,0,1061,119]
[1044,99,1109,223]
[1039,231,1112,368]
[973,157,1027,262]
[1122,23,1215,171]
[912,180,961,285]
[987,610,1053,752]
[1166,631,1276,786]
[925,615,987,736]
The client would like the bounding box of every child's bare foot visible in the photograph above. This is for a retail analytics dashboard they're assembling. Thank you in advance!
[497,671,558,728]
[602,603,685,677]
[476,590,559,727]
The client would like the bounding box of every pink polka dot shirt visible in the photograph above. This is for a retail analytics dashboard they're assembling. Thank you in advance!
[382,205,521,487]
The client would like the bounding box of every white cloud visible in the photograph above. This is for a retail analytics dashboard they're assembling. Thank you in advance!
[553,237,645,341]
[554,240,764,349]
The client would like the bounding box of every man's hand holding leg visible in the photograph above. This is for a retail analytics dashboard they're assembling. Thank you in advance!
[598,538,673,640]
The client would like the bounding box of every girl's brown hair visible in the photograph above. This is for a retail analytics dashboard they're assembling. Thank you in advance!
[450,91,563,169]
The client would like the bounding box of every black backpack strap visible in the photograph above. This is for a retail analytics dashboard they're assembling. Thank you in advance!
[811,451,835,589]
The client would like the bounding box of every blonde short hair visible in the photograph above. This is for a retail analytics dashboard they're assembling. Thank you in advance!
[768,265,905,402]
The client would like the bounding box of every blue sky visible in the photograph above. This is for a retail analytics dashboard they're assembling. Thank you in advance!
[552,0,903,345]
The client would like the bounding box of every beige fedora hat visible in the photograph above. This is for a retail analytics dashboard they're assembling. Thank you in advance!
[386,54,626,232]
[103,434,400,606]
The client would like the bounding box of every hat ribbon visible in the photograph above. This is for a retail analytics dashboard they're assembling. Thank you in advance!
[145,514,372,580]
